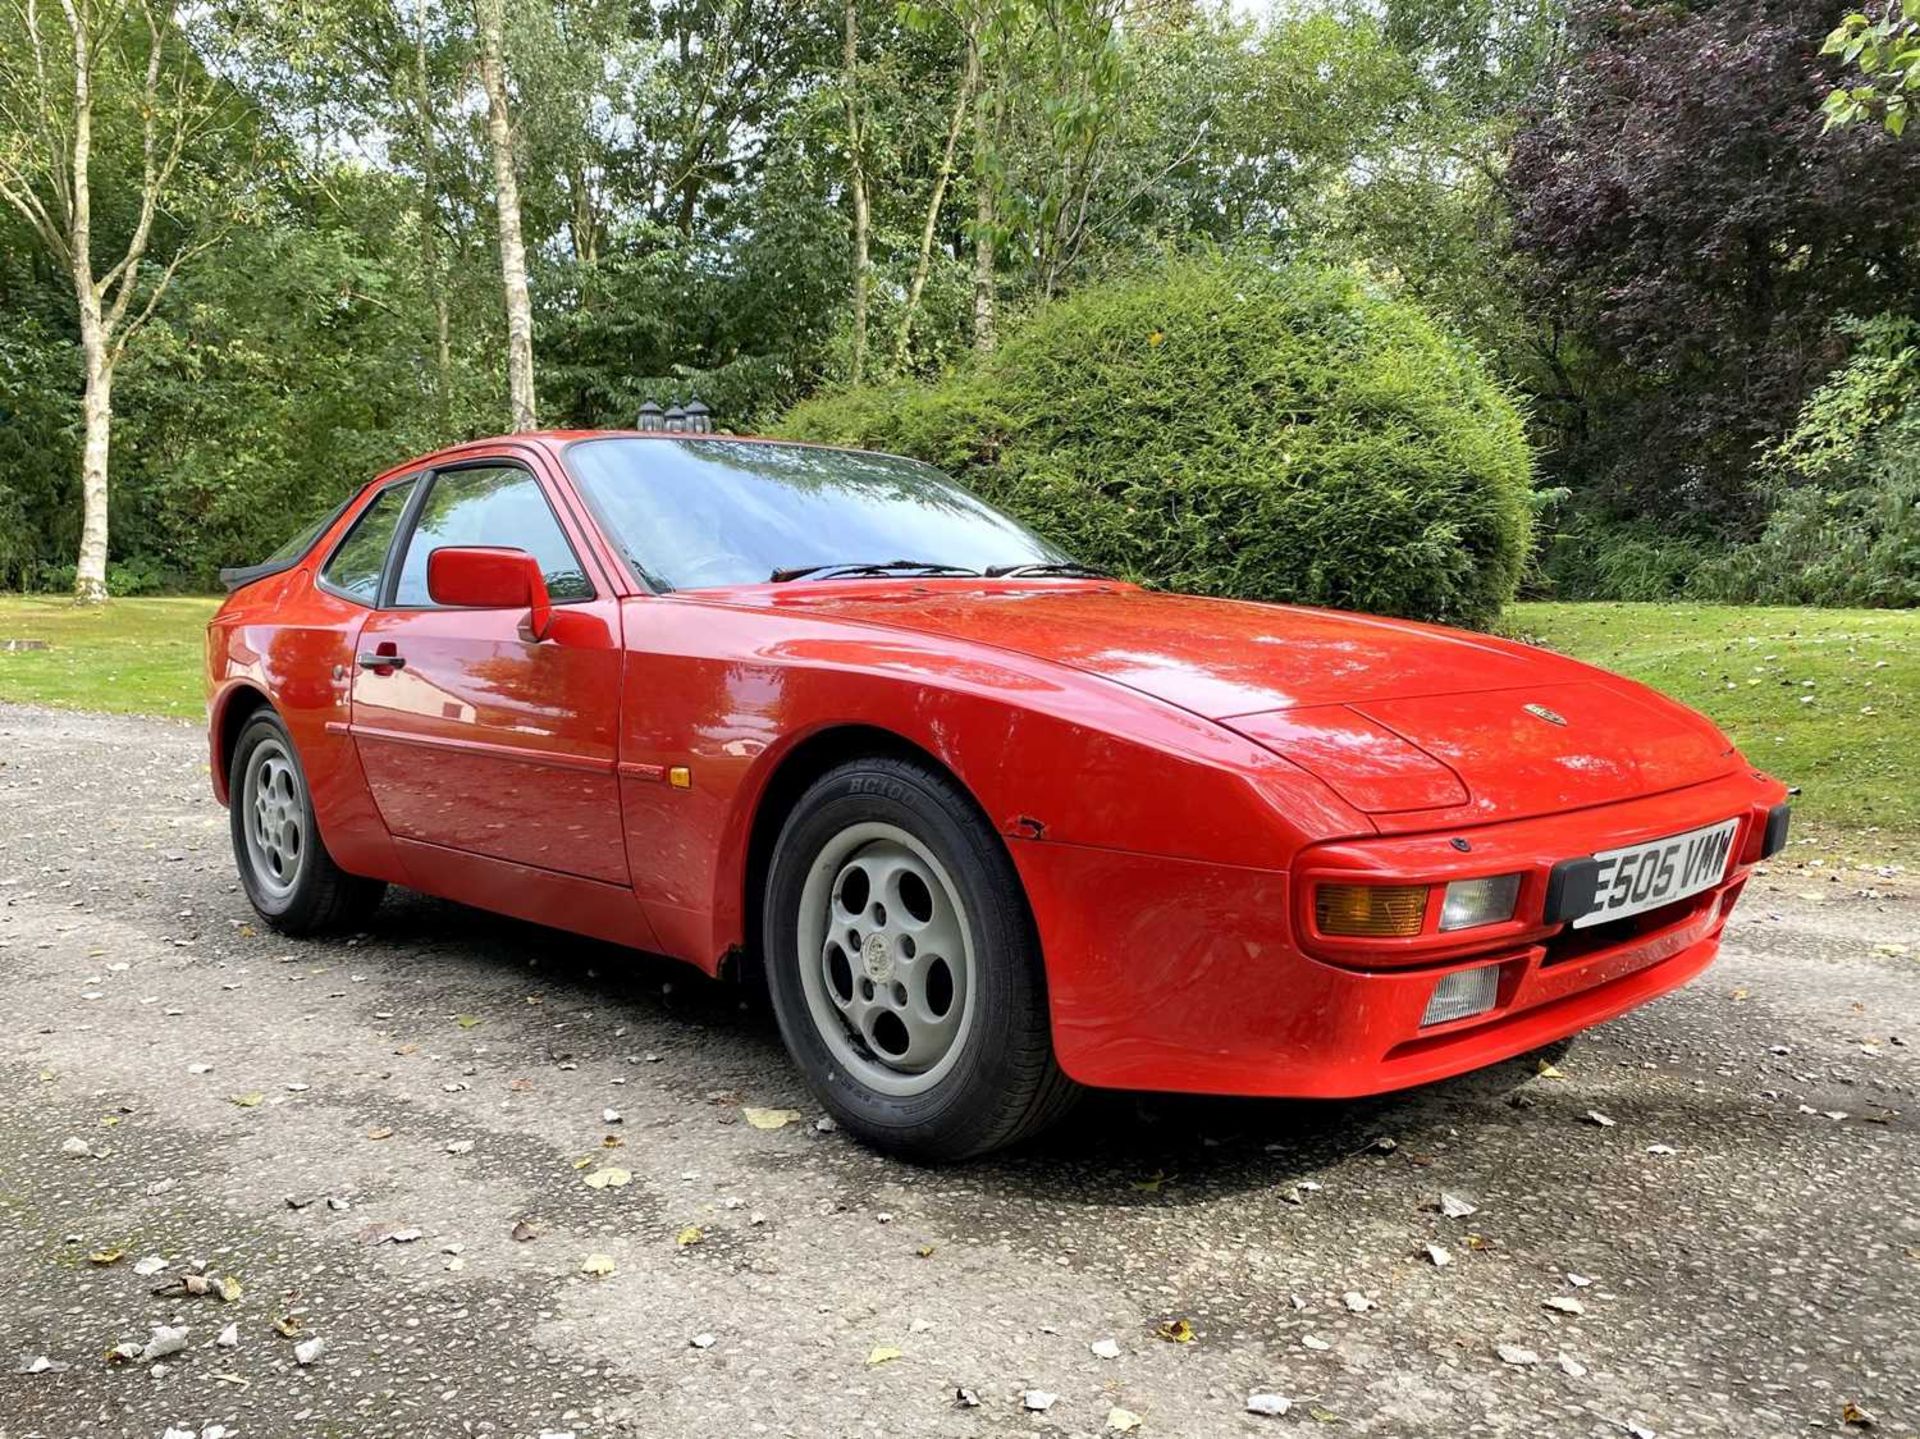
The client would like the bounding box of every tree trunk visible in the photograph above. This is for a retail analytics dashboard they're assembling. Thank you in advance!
[842,0,869,385]
[74,307,113,604]
[66,0,109,604]
[896,29,977,371]
[413,0,451,425]
[970,63,997,354]
[476,0,536,432]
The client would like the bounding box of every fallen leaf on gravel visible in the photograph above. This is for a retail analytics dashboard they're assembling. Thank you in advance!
[1247,1393,1291,1416]
[273,1316,302,1337]
[1091,1338,1121,1359]
[1843,1401,1876,1427]
[1535,1059,1565,1078]
[1584,1111,1616,1128]
[572,1155,596,1169]
[105,1342,141,1365]
[1567,1272,1592,1287]
[511,1219,539,1242]
[455,1015,483,1029]
[1106,1408,1141,1431]
[216,1324,238,1348]
[1307,1405,1340,1423]
[1544,1296,1586,1316]
[602,1134,624,1147]
[742,1107,802,1130]
[583,1167,631,1190]
[1439,1192,1478,1218]
[228,1093,263,1108]
[1424,1243,1452,1267]
[133,1256,167,1277]
[1131,1169,1170,1192]
[675,1225,704,1247]
[86,1249,123,1266]
[689,1333,715,1349]
[1343,1291,1374,1313]
[580,1254,616,1277]
[293,1337,324,1365]
[866,1345,901,1365]
[1023,1390,1058,1412]
[1497,1344,1540,1366]
[953,1387,981,1408]
[366,1126,394,1141]
[1557,1353,1587,1378]
[59,1137,92,1158]
[1155,1318,1194,1343]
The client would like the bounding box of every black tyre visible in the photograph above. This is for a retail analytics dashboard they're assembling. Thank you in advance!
[228,709,385,936]
[762,755,1079,1162]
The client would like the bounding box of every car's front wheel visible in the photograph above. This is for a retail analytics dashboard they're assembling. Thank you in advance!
[228,709,386,935]
[762,755,1077,1161]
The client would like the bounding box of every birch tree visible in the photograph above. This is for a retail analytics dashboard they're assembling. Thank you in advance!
[475,0,536,430]
[0,0,228,601]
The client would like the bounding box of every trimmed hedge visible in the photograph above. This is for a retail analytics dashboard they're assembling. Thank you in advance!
[781,257,1534,626]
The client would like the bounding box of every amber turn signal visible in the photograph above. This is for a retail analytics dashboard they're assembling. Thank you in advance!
[1315,883,1428,937]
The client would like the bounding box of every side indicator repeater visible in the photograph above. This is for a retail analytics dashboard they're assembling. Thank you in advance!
[668,766,693,789]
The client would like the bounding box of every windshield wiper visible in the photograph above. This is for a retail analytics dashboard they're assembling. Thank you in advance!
[982,561,1112,579]
[769,559,982,583]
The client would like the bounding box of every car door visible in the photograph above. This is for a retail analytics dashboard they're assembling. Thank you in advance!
[347,454,631,885]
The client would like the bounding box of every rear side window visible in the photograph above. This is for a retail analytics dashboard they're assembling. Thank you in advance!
[319,479,417,604]
[391,465,592,606]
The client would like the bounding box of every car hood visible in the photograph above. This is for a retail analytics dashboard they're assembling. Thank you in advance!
[758,583,1740,825]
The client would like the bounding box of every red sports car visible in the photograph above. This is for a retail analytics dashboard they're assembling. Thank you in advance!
[207,432,1791,1160]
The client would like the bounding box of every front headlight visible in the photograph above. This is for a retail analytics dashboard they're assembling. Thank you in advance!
[1438,874,1522,931]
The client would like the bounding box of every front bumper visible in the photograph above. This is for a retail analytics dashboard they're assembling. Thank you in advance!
[1012,768,1790,1097]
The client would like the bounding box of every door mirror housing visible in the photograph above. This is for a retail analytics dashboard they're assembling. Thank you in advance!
[427,546,553,640]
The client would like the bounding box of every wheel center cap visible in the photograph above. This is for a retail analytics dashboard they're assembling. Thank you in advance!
[861,932,892,982]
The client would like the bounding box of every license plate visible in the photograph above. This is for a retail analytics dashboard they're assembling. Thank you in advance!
[1574,817,1741,929]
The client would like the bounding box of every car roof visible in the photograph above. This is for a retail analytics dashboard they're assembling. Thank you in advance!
[371,430,843,484]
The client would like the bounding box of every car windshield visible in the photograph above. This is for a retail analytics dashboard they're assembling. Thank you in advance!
[564,437,1070,590]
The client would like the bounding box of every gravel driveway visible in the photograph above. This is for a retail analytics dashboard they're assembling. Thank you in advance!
[1,703,1914,1439]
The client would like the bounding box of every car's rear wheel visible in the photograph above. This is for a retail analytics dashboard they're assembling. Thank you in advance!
[762,755,1078,1161]
[229,709,385,935]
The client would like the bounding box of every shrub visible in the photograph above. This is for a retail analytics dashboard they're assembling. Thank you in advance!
[783,257,1535,626]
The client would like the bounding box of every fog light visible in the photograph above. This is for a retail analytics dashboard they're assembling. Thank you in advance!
[1316,884,1428,938]
[1422,965,1499,1027]
[1439,873,1522,931]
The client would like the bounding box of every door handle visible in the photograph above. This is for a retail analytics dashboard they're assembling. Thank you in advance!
[357,650,406,672]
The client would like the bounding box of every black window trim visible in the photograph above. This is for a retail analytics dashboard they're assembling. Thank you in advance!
[381,456,598,612]
[314,471,431,609]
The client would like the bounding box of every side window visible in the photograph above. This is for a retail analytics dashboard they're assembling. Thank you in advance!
[392,465,593,607]
[319,479,416,604]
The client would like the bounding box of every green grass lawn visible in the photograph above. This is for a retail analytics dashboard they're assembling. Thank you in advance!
[1506,602,1916,862]
[1,595,1912,855]
[0,595,217,720]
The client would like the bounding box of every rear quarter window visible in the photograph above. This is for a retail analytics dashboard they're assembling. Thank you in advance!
[319,480,417,604]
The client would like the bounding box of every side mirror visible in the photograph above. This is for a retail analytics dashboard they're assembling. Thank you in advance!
[427,546,553,641]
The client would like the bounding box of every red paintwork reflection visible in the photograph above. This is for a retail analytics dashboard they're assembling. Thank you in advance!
[206,431,1789,1102]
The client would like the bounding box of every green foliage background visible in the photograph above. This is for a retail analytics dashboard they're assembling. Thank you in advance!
[783,258,1533,625]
